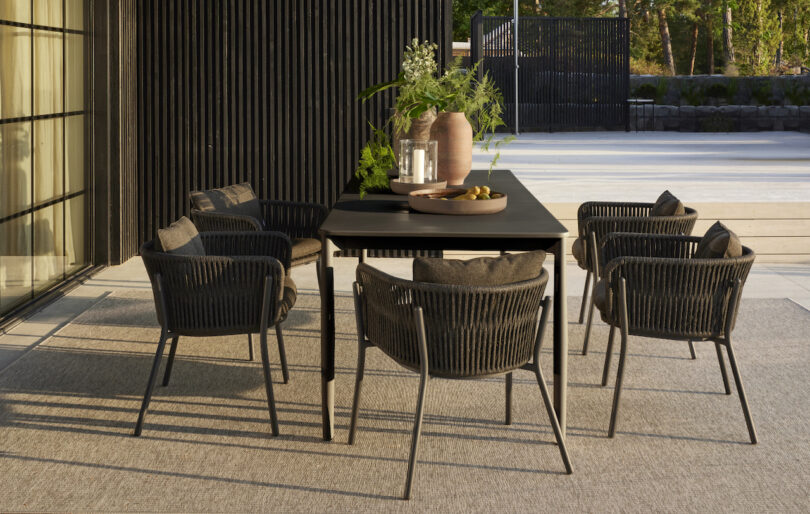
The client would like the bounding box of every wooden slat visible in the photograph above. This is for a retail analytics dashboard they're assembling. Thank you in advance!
[135,0,452,248]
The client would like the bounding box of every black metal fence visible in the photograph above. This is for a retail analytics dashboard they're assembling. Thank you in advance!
[471,14,630,132]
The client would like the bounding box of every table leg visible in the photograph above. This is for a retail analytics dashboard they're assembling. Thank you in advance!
[553,239,568,438]
[319,237,335,441]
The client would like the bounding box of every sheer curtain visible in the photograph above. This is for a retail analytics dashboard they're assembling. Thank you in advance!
[0,10,33,306]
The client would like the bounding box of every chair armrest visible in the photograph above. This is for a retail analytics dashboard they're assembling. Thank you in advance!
[200,231,292,269]
[191,209,262,232]
[260,200,328,239]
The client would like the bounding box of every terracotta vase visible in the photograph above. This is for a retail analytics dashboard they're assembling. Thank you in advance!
[429,112,472,186]
[392,109,436,162]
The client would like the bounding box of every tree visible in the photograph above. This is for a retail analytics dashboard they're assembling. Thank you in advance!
[657,5,677,74]
[723,0,735,65]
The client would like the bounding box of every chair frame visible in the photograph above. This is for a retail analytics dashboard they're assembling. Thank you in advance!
[347,264,572,500]
[596,233,757,444]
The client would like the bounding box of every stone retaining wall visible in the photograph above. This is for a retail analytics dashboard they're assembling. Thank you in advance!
[631,75,810,106]
[629,104,810,132]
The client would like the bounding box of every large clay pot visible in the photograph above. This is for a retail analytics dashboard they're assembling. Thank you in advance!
[429,112,472,186]
[392,109,436,162]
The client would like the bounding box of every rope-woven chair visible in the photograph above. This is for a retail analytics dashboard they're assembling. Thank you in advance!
[349,263,572,500]
[574,201,698,355]
[191,197,328,268]
[596,232,757,444]
[134,231,296,437]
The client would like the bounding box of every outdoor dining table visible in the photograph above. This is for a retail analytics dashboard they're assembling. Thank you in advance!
[317,169,570,441]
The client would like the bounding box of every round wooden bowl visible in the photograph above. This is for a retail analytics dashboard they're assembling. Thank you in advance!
[390,179,447,195]
[408,188,508,215]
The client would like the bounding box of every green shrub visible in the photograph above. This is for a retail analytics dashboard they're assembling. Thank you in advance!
[680,82,705,106]
[632,83,658,100]
[705,83,728,98]
[783,82,810,106]
[725,78,739,104]
[655,78,669,104]
[751,82,773,105]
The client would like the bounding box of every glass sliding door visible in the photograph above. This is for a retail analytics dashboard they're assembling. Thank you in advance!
[0,0,88,317]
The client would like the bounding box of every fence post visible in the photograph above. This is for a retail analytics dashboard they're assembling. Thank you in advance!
[470,10,483,82]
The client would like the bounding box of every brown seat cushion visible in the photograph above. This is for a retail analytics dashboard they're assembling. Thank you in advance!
[694,221,743,259]
[156,216,206,256]
[571,237,587,270]
[278,276,297,321]
[189,183,262,222]
[412,251,546,286]
[291,238,322,263]
[650,190,686,216]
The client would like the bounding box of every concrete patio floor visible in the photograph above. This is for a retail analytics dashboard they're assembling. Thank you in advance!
[473,131,810,203]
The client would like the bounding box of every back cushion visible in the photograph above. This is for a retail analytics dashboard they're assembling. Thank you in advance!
[413,251,546,286]
[157,216,206,256]
[650,190,686,216]
[189,182,262,222]
[694,221,743,259]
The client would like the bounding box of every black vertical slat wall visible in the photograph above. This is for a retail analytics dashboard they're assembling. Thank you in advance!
[136,0,453,247]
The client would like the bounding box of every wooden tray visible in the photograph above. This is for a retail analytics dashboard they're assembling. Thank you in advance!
[390,179,447,195]
[408,188,507,215]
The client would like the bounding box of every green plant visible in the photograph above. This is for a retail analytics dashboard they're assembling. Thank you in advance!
[725,79,739,104]
[783,82,810,106]
[632,83,658,100]
[359,39,512,178]
[655,78,669,105]
[705,83,729,99]
[751,82,773,105]
[680,82,705,106]
[354,123,396,199]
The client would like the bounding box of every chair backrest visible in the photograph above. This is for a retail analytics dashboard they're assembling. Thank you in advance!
[577,202,699,271]
[355,263,549,378]
[140,240,284,336]
[600,238,755,340]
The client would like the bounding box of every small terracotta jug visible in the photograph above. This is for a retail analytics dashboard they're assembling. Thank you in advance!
[430,112,472,186]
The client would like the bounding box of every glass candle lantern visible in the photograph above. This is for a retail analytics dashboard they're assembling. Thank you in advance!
[399,139,438,184]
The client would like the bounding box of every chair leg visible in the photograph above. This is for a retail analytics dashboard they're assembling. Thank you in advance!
[348,341,368,445]
[161,336,180,386]
[505,372,513,425]
[608,278,629,438]
[534,363,573,474]
[258,329,280,436]
[403,368,429,500]
[724,340,758,444]
[248,333,254,361]
[578,270,592,324]
[601,325,616,387]
[134,330,169,436]
[275,324,289,384]
[714,342,731,395]
[688,340,697,360]
[581,288,596,356]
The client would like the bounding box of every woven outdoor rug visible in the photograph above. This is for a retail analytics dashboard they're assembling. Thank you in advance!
[0,289,808,512]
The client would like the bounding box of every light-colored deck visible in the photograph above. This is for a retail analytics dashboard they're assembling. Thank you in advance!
[474,132,810,262]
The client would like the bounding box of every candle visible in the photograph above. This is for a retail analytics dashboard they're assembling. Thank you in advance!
[412,148,425,183]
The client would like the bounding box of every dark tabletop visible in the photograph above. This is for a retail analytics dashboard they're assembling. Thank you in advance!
[320,170,568,240]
